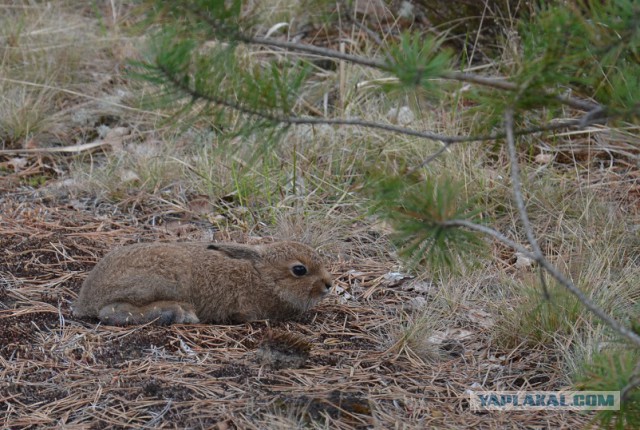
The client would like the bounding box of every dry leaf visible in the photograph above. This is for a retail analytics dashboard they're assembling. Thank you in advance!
[162,220,199,236]
[102,126,130,152]
[403,280,433,294]
[428,328,474,345]
[188,196,213,215]
[534,153,554,164]
[514,252,536,269]
[381,271,414,287]
[335,285,352,299]
[8,157,28,172]
[119,169,140,183]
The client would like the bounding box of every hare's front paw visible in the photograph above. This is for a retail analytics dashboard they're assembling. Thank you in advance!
[159,303,200,325]
[98,301,200,326]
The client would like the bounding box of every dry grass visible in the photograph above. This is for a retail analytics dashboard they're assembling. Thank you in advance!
[0,195,590,428]
[1,0,639,428]
[0,1,139,150]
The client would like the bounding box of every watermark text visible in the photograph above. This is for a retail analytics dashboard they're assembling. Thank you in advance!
[468,391,620,411]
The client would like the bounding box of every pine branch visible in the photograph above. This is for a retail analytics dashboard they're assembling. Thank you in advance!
[443,71,600,111]
[504,108,550,299]
[409,115,604,171]
[621,359,640,402]
[155,63,602,149]
[441,218,640,347]
[177,3,601,113]
[240,36,600,112]
[504,107,640,347]
[440,219,537,259]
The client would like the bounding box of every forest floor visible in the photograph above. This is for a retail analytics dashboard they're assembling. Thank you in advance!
[0,192,589,428]
[2,1,638,428]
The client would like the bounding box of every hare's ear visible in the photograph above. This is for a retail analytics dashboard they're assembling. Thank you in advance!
[207,243,261,261]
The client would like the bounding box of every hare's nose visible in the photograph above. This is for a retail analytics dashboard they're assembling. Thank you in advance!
[324,282,332,291]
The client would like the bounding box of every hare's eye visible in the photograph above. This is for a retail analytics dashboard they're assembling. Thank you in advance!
[291,265,307,276]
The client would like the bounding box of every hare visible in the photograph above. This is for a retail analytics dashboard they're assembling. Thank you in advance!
[72,241,332,326]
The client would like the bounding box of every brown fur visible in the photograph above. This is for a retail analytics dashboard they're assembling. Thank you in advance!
[72,241,333,326]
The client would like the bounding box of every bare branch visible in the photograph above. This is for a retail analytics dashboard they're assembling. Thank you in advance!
[621,360,640,402]
[443,71,599,111]
[443,219,640,348]
[504,108,549,299]
[440,219,537,259]
[184,2,601,114]
[238,36,600,112]
[246,35,386,69]
[407,143,453,175]
[156,64,600,151]
[0,140,118,155]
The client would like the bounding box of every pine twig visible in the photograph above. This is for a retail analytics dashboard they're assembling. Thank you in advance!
[440,220,534,258]
[408,112,607,172]
[443,71,599,112]
[241,36,600,112]
[181,3,601,113]
[505,108,640,346]
[504,108,550,299]
[156,64,599,149]
[621,359,640,402]
[443,222,640,348]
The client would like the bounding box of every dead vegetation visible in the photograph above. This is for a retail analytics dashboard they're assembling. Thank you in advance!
[0,193,590,428]
[1,0,639,428]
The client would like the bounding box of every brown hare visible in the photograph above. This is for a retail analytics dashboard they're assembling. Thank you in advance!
[72,241,332,326]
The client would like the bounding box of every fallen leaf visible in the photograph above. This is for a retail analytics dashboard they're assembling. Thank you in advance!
[403,280,433,294]
[514,252,536,269]
[188,195,213,215]
[102,126,130,152]
[381,271,414,287]
[119,169,140,183]
[428,328,474,345]
[8,157,28,172]
[162,220,199,236]
[334,285,352,300]
[534,153,554,164]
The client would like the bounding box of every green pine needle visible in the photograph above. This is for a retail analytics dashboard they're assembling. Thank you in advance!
[367,172,485,270]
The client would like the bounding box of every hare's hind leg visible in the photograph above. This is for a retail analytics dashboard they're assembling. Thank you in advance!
[98,301,200,326]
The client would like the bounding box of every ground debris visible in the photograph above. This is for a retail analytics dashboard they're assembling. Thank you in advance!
[0,194,588,428]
